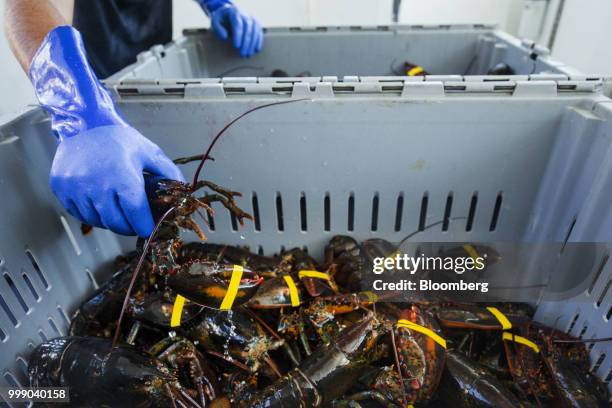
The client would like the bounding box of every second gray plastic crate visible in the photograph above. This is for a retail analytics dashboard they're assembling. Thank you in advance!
[108,24,583,82]
[1,77,611,406]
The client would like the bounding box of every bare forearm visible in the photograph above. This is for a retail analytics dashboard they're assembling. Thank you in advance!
[4,0,73,72]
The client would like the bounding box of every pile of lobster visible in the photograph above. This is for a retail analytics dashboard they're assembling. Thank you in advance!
[27,101,609,407]
[27,175,610,407]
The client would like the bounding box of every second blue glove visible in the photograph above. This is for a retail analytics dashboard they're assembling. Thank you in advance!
[198,0,264,57]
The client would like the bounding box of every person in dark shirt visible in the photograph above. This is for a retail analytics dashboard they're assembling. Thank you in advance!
[5,0,263,237]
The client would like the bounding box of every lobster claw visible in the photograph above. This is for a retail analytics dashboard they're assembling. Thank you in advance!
[246,276,306,309]
[143,174,185,221]
[167,262,263,309]
[130,291,204,328]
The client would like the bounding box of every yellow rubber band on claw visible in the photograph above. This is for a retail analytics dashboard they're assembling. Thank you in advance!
[298,270,331,281]
[486,306,512,330]
[220,265,244,310]
[170,294,186,327]
[407,66,424,76]
[463,244,480,262]
[283,275,301,307]
[397,319,447,349]
[502,332,540,353]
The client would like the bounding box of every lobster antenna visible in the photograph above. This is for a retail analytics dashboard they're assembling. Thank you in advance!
[112,206,177,349]
[390,328,410,407]
[397,216,468,247]
[191,98,310,188]
[553,337,612,344]
[511,340,545,408]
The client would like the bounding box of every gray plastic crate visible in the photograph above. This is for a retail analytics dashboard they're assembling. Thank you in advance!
[1,77,611,406]
[107,24,583,83]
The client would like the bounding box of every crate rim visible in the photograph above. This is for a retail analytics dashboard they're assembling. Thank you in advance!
[105,23,584,86]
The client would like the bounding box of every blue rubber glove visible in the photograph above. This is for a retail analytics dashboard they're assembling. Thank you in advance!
[29,26,184,237]
[197,0,264,57]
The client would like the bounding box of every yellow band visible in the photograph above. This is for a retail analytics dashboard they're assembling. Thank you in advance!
[463,244,480,262]
[362,291,380,304]
[486,306,512,330]
[298,270,331,281]
[220,265,244,310]
[397,319,447,349]
[502,332,540,353]
[170,294,186,327]
[407,66,424,76]
[283,275,301,307]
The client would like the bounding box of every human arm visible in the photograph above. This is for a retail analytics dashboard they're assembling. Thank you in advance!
[4,1,184,237]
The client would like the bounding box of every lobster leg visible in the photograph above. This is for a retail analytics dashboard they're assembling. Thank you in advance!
[197,193,253,226]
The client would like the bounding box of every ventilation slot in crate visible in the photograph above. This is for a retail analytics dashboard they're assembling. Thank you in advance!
[592,353,607,373]
[300,193,307,232]
[205,194,216,231]
[348,193,355,232]
[567,313,580,333]
[561,216,577,253]
[251,193,261,231]
[25,249,49,290]
[394,193,404,232]
[4,370,22,388]
[371,193,379,232]
[48,317,62,337]
[596,280,611,308]
[324,193,331,232]
[489,192,503,231]
[276,193,284,232]
[57,305,70,328]
[578,325,588,339]
[0,292,17,327]
[38,329,48,342]
[466,193,478,232]
[589,255,609,296]
[22,270,40,302]
[16,356,28,378]
[442,193,453,231]
[3,272,29,314]
[419,193,428,231]
[605,369,612,385]
[230,212,238,231]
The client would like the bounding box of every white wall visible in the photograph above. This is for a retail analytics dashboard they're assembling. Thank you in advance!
[173,0,523,36]
[172,0,392,37]
[398,0,524,33]
[549,0,612,75]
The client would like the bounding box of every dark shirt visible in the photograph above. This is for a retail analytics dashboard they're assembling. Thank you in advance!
[73,0,173,79]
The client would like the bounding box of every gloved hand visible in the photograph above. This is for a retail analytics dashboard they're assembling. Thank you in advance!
[29,26,184,237]
[197,0,263,57]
